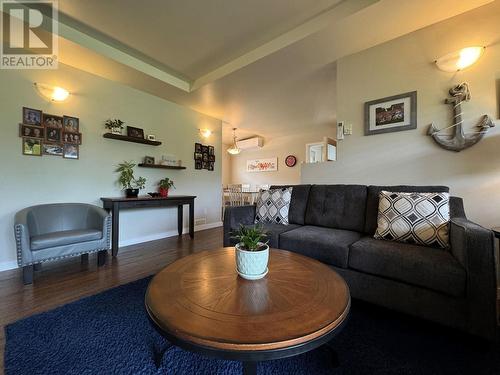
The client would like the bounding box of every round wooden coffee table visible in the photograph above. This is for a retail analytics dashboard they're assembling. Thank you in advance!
[145,248,350,374]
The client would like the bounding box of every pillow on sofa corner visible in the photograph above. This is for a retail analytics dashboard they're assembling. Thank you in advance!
[374,191,450,249]
[255,187,293,225]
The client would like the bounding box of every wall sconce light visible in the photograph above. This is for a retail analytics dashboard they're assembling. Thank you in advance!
[199,128,212,138]
[34,83,70,102]
[435,46,485,72]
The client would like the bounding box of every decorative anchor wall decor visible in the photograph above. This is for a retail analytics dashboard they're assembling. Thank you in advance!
[427,82,495,152]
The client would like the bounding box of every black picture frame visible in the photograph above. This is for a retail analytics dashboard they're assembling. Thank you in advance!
[201,145,208,154]
[63,116,79,133]
[62,132,82,145]
[195,160,202,170]
[195,143,202,153]
[22,107,42,126]
[364,91,417,136]
[208,162,214,171]
[208,145,214,155]
[127,126,145,139]
[45,127,62,143]
[209,154,215,162]
[194,152,202,160]
[144,156,155,165]
[43,113,63,129]
[19,124,44,139]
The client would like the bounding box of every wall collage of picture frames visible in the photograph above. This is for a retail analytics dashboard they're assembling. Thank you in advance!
[194,143,215,171]
[20,107,81,159]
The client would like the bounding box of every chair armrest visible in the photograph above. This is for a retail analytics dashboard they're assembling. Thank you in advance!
[14,209,32,266]
[450,217,498,339]
[223,205,256,246]
[86,206,110,231]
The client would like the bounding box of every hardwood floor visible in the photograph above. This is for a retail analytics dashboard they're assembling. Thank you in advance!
[0,227,223,374]
[0,226,498,374]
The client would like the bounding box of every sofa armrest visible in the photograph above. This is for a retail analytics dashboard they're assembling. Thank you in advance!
[86,205,112,248]
[223,205,256,246]
[14,209,32,266]
[450,217,498,339]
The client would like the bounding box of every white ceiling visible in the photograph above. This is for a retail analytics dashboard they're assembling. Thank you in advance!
[52,0,494,144]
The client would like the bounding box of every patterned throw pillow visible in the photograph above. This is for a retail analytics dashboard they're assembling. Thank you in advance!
[255,187,293,225]
[374,191,450,248]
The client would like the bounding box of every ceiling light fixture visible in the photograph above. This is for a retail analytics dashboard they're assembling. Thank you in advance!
[199,128,212,138]
[227,128,241,155]
[435,46,485,72]
[34,83,70,102]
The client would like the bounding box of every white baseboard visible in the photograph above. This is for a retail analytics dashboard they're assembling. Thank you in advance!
[0,221,223,272]
[0,260,18,272]
[118,221,223,247]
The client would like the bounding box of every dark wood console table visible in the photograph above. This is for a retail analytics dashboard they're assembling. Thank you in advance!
[101,195,196,256]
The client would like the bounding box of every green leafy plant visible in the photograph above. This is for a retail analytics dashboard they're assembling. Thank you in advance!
[158,177,175,190]
[231,225,269,251]
[115,161,146,190]
[105,118,125,130]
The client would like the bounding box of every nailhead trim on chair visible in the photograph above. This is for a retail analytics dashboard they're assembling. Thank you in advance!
[15,216,113,268]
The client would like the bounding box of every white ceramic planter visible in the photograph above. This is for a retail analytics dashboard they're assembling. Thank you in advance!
[235,243,269,280]
[111,128,122,135]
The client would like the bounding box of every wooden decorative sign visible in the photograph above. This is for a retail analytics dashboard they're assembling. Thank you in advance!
[20,107,81,159]
[246,158,278,172]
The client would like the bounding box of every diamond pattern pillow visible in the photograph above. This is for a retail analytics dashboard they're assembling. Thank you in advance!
[374,191,450,248]
[255,187,293,225]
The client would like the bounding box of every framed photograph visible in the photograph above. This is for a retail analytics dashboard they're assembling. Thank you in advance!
[42,143,63,156]
[45,127,62,143]
[144,156,155,165]
[208,154,215,162]
[208,162,214,171]
[195,160,202,170]
[42,114,63,128]
[208,145,214,155]
[22,107,42,126]
[247,158,278,172]
[202,153,208,162]
[201,145,208,154]
[147,134,156,141]
[195,143,202,153]
[19,124,44,139]
[22,138,42,156]
[127,126,144,139]
[194,152,202,160]
[62,132,82,144]
[63,144,79,159]
[63,116,79,133]
[202,161,208,169]
[364,91,417,136]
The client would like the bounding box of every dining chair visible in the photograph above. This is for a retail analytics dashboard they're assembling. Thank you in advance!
[227,184,243,206]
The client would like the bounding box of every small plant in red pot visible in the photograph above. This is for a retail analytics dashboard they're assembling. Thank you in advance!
[158,178,175,197]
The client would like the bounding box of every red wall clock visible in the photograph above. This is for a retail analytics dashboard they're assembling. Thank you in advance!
[285,155,297,167]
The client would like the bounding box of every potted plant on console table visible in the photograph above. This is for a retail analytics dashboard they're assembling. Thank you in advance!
[158,177,175,197]
[231,225,269,280]
[115,161,147,198]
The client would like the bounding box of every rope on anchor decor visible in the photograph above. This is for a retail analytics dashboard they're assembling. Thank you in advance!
[427,82,494,152]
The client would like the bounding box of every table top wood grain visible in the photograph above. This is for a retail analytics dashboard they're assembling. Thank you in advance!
[145,247,350,352]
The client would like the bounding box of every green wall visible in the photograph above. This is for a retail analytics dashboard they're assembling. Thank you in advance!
[0,63,222,269]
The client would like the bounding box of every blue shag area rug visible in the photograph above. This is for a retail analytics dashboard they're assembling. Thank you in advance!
[4,277,500,374]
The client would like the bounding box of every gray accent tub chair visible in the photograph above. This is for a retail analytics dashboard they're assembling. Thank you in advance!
[14,203,111,284]
[223,184,499,340]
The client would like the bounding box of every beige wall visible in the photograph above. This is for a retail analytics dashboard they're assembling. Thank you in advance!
[228,127,335,186]
[222,144,232,185]
[302,2,500,227]
[0,64,222,270]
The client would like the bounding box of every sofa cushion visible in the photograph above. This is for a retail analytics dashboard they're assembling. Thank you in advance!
[230,223,300,248]
[31,229,103,251]
[304,185,367,232]
[279,226,362,268]
[349,237,466,297]
[365,185,449,234]
[255,187,292,225]
[270,185,311,225]
[374,191,450,249]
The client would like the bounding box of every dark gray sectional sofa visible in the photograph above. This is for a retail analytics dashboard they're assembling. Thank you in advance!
[223,184,498,340]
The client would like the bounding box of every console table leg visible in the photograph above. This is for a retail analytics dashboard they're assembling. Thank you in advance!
[177,205,183,236]
[111,203,120,257]
[242,361,257,375]
[189,201,194,239]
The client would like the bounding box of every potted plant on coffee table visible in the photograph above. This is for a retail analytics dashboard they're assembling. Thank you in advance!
[158,177,175,197]
[231,225,269,280]
[115,161,147,198]
[105,119,125,135]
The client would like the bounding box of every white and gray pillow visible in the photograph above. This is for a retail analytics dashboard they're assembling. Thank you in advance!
[374,191,450,248]
[255,187,293,225]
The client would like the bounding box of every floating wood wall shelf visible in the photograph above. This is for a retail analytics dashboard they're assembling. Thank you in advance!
[103,133,162,146]
[138,164,186,170]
